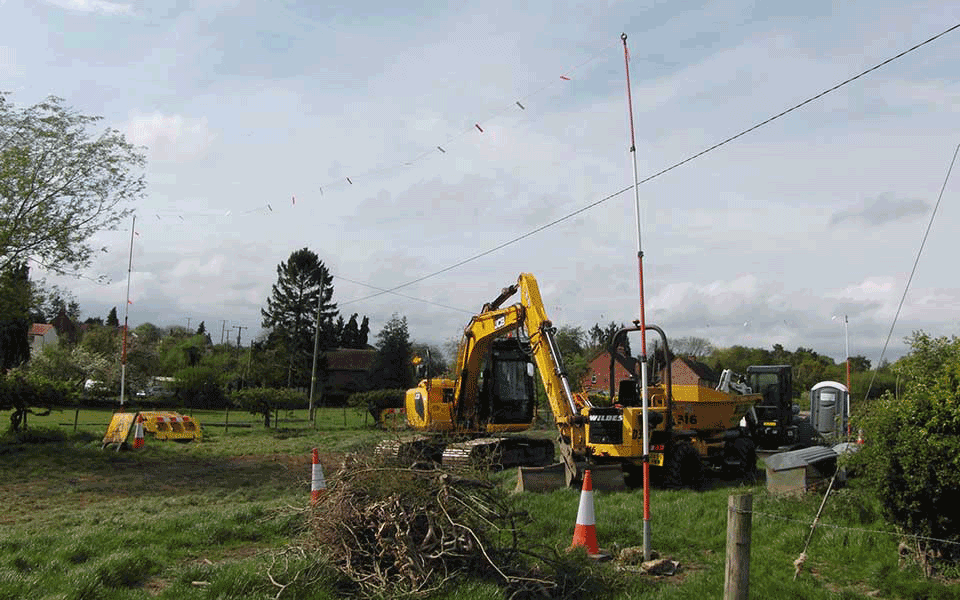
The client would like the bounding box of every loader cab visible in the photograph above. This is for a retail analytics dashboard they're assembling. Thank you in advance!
[746,365,798,448]
[478,338,536,426]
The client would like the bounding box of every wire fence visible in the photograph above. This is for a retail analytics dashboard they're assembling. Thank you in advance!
[743,508,960,549]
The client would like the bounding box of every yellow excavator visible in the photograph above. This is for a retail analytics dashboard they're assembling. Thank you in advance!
[378,273,586,472]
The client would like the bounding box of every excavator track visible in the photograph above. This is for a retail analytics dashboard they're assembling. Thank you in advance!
[374,435,443,466]
[441,437,555,472]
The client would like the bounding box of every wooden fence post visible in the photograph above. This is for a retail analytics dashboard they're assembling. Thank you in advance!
[724,493,752,600]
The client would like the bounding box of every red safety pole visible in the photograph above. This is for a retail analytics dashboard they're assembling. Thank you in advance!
[622,32,653,562]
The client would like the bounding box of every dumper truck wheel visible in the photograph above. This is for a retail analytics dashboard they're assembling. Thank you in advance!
[732,437,757,482]
[665,442,703,490]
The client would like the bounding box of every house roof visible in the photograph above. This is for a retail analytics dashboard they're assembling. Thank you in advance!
[587,349,639,376]
[29,323,55,336]
[673,356,718,383]
[326,348,376,371]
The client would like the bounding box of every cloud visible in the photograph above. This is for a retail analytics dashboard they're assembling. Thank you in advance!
[124,112,216,162]
[42,0,132,15]
[829,194,929,227]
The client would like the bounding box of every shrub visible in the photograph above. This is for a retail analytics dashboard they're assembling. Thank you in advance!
[347,389,405,424]
[850,331,960,562]
[0,370,77,433]
[231,388,306,427]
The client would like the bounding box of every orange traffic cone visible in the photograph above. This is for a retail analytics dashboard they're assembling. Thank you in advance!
[570,469,600,556]
[311,448,326,505]
[132,414,145,450]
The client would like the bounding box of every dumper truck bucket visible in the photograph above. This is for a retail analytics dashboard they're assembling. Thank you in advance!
[515,462,626,493]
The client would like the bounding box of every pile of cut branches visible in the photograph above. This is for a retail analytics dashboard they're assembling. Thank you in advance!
[308,455,556,598]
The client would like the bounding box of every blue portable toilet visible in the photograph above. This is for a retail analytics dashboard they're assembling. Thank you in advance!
[810,381,849,439]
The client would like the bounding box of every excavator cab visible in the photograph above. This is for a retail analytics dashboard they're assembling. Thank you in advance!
[478,338,536,426]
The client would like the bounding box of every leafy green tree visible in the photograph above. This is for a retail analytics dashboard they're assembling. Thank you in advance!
[707,345,773,377]
[848,355,871,372]
[243,340,287,389]
[260,248,338,387]
[80,324,119,360]
[173,365,227,409]
[27,281,79,324]
[850,331,960,562]
[0,94,145,275]
[588,323,605,349]
[554,325,588,390]
[132,322,162,346]
[554,325,585,358]
[0,369,76,432]
[371,314,413,390]
[25,344,88,389]
[155,333,207,373]
[671,336,715,358]
[0,263,31,370]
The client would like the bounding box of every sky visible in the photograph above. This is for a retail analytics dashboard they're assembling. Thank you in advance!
[3,0,960,368]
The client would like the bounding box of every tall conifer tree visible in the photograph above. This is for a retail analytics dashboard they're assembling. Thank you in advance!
[261,248,338,387]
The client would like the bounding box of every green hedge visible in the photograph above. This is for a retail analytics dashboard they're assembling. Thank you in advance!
[850,331,960,562]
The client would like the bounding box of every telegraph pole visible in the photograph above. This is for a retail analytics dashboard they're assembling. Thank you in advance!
[221,320,228,345]
[235,325,248,348]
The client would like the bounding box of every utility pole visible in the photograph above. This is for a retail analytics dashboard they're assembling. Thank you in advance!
[187,317,191,331]
[221,320,228,344]
[309,291,323,424]
[235,325,248,348]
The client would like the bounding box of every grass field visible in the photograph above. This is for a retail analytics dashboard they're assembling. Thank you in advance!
[1,407,955,599]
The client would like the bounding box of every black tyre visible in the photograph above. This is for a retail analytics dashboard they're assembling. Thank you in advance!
[665,442,704,490]
[731,437,757,482]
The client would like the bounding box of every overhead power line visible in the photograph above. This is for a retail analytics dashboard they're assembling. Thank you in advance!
[342,21,960,307]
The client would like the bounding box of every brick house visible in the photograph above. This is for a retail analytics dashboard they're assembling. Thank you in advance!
[580,350,638,396]
[321,348,377,405]
[28,323,58,356]
[669,356,719,388]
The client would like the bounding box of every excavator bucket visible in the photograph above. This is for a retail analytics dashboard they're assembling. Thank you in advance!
[515,463,567,493]
[515,462,626,493]
[588,465,628,491]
